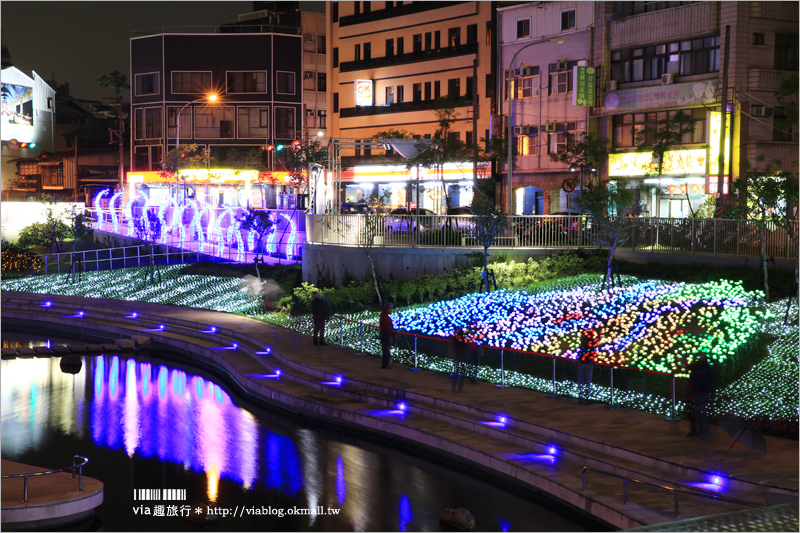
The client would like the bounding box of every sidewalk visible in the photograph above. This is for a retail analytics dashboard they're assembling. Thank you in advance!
[2,290,797,530]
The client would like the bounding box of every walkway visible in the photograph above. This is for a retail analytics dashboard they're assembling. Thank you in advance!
[2,290,797,530]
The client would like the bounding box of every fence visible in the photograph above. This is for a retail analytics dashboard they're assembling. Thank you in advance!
[37,245,218,276]
[322,313,688,418]
[311,215,798,261]
[1,455,88,503]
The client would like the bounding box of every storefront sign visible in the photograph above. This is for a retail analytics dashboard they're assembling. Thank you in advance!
[705,174,729,195]
[603,80,718,113]
[707,111,731,177]
[573,66,596,107]
[608,149,707,177]
[355,79,373,107]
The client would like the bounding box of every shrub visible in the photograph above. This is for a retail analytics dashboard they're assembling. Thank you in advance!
[1,247,42,276]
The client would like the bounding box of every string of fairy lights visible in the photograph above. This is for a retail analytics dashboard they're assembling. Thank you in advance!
[2,268,796,420]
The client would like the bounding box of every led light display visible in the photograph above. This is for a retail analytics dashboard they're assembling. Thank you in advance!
[109,191,124,233]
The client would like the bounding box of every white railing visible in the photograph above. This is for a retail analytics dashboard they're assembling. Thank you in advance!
[309,215,798,261]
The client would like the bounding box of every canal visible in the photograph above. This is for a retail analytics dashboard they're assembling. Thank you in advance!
[1,331,607,532]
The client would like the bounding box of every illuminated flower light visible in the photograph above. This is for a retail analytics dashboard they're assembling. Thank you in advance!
[189,200,208,244]
[126,192,148,237]
[213,207,238,257]
[266,212,279,254]
[280,213,297,258]
[157,196,177,244]
[109,191,125,233]
[94,189,110,228]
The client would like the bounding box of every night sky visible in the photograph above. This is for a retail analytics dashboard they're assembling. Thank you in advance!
[1,1,323,102]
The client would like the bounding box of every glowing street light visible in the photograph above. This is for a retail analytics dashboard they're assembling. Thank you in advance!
[174,93,217,202]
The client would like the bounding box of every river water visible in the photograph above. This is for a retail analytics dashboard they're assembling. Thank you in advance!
[1,331,604,532]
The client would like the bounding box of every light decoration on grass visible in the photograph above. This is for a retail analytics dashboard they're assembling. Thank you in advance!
[109,191,125,233]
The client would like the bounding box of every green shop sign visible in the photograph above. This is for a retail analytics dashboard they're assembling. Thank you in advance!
[573,66,596,107]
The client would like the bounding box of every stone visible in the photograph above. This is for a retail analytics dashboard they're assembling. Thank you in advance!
[101,344,120,352]
[131,335,151,346]
[84,344,105,353]
[51,345,70,354]
[439,507,475,531]
[115,339,136,350]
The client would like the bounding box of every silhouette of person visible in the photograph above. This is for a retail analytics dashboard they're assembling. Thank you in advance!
[686,354,717,440]
[379,302,395,369]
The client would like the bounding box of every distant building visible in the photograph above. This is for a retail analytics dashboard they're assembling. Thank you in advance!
[1,66,56,197]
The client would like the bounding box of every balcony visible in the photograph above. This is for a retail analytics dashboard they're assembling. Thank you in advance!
[748,69,796,92]
[339,2,466,27]
[339,42,478,73]
[610,2,717,48]
[340,97,473,119]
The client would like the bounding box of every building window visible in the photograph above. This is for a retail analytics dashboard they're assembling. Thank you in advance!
[195,107,234,138]
[424,81,432,100]
[448,27,461,47]
[435,31,441,49]
[448,78,460,98]
[354,2,360,15]
[397,36,404,55]
[397,85,404,103]
[612,109,706,148]
[434,80,441,99]
[413,34,422,53]
[517,18,531,39]
[317,35,326,54]
[172,71,212,94]
[274,107,296,138]
[134,107,162,139]
[467,24,478,44]
[385,86,394,105]
[333,93,339,113]
[354,43,362,61]
[465,76,475,100]
[364,42,371,61]
[517,130,539,156]
[134,108,144,140]
[752,33,765,46]
[413,83,422,102]
[135,72,159,96]
[775,34,799,70]
[167,106,193,139]
[773,107,794,141]
[318,73,327,92]
[448,131,460,144]
[561,9,576,31]
[518,71,540,98]
[317,110,327,129]
[550,71,571,95]
[363,1,371,14]
[611,36,719,82]
[238,107,269,138]
[333,47,339,68]
[276,71,296,94]
[386,38,394,57]
[425,32,432,51]
[226,71,267,93]
[549,124,572,154]
[332,2,338,22]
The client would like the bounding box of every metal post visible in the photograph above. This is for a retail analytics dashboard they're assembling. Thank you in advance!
[357,322,366,356]
[607,364,620,409]
[410,333,420,371]
[547,353,561,398]
[496,348,507,388]
[665,374,681,421]
[23,475,29,502]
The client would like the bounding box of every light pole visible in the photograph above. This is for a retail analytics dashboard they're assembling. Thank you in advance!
[569,162,595,216]
[505,37,563,215]
[174,94,217,203]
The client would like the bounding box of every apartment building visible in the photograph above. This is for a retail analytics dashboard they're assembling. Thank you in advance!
[327,1,497,212]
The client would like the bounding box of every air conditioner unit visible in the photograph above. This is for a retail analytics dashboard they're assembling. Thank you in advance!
[513,68,522,77]
[545,123,557,133]
[520,126,531,135]
[605,80,617,91]
[661,72,676,85]
[304,72,315,79]
[557,61,569,71]
[753,106,774,117]
[513,126,522,135]
[306,109,316,117]
[522,66,535,76]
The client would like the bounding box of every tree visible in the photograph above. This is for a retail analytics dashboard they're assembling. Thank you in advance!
[237,209,275,285]
[728,157,799,302]
[97,70,129,98]
[575,182,637,291]
[279,139,329,198]
[62,124,111,149]
[471,194,509,292]
[160,144,209,202]
[68,205,92,283]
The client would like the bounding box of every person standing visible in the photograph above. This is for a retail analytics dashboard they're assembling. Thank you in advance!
[379,302,395,369]
[466,321,484,384]
[686,354,717,440]
[450,328,470,393]
[311,292,330,346]
[576,326,601,404]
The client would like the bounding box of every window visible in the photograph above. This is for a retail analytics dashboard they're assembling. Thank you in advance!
[518,69,540,98]
[276,71,295,94]
[333,93,339,113]
[434,80,441,99]
[135,72,159,96]
[47,97,53,109]
[363,1,371,14]
[775,34,798,70]
[467,24,478,44]
[397,36,404,55]
[134,108,144,140]
[424,81,432,100]
[332,2,338,22]
[318,73,327,92]
[413,34,422,53]
[561,9,575,31]
[238,107,269,138]
[167,106,193,138]
[517,130,539,156]
[425,32,432,51]
[195,107,234,138]
[413,83,422,102]
[385,86,394,105]
[143,108,162,139]
[465,76,475,100]
[364,42,371,61]
[610,36,719,82]
[317,110,327,129]
[549,123,572,154]
[397,85,404,103]
[435,31,441,49]
[448,27,461,47]
[274,107,296,138]
[386,38,394,57]
[612,109,706,148]
[448,78,460,98]
[333,47,339,67]
[550,71,571,94]
[172,71,211,94]
[517,18,531,39]
[226,71,267,93]
[773,107,794,141]
[355,43,362,61]
[317,35,326,54]
[448,131,460,144]
[354,2,360,15]
[752,33,765,46]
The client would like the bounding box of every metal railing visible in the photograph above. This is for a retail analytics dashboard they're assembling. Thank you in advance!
[581,466,758,518]
[2,455,89,502]
[37,245,215,276]
[310,214,798,261]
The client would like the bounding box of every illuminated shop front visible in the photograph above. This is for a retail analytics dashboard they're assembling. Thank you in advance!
[339,162,489,213]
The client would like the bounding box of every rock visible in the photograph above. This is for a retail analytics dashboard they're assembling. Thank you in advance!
[439,507,475,531]
[115,339,136,350]
[130,335,151,346]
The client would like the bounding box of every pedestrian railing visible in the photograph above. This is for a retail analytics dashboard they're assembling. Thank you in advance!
[36,245,217,276]
[1,455,89,503]
[581,466,758,518]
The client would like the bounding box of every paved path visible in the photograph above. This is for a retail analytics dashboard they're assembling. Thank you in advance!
[2,290,797,530]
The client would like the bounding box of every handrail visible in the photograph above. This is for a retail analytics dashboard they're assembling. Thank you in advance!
[581,466,758,518]
[2,455,89,503]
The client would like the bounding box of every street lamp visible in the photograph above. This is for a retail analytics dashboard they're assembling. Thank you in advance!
[505,37,564,215]
[569,162,595,216]
[174,94,217,202]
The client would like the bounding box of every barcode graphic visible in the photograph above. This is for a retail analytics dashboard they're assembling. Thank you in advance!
[133,489,186,501]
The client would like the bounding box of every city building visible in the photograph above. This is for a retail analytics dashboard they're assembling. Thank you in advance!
[591,1,798,218]
[327,1,498,213]
[498,1,595,215]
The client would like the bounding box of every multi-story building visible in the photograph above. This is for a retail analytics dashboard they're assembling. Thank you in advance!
[498,1,595,215]
[327,1,497,212]
[592,1,798,218]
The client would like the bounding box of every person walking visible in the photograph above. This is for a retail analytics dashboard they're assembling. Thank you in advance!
[576,325,601,404]
[379,302,395,369]
[311,292,330,346]
[685,354,717,440]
